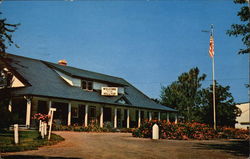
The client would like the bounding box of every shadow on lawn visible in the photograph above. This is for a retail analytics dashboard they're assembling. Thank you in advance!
[194,140,249,157]
[1,155,82,159]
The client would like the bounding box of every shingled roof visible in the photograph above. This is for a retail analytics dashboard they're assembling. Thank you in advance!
[3,53,176,112]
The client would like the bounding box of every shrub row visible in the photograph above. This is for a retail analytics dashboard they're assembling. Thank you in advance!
[132,120,249,140]
[52,122,133,133]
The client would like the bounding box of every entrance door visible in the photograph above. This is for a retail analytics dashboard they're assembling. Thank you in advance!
[78,104,85,125]
[103,107,111,122]
[52,102,68,125]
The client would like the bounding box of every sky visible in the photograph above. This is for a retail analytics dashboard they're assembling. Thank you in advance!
[1,0,249,103]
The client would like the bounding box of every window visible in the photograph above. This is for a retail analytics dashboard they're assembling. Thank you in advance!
[37,100,48,114]
[81,81,87,90]
[81,80,93,91]
[87,81,93,90]
[89,106,96,123]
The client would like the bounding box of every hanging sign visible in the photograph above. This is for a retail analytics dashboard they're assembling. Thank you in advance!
[101,87,118,96]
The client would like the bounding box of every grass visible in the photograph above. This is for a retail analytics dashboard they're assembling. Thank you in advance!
[0,130,64,152]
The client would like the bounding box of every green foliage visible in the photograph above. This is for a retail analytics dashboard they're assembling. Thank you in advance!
[197,82,241,127]
[160,67,206,122]
[227,0,250,54]
[0,130,64,152]
[0,94,13,130]
[160,67,239,127]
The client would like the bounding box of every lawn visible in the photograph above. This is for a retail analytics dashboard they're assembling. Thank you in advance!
[0,130,64,152]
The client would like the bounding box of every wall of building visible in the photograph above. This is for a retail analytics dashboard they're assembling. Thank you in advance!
[235,103,250,129]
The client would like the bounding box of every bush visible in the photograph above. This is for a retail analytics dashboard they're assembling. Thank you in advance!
[132,120,249,140]
[217,127,249,140]
[52,121,127,132]
[0,103,13,130]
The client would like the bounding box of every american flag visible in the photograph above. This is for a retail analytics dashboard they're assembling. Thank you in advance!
[209,35,214,58]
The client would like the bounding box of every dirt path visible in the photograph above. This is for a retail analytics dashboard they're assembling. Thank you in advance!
[2,131,249,159]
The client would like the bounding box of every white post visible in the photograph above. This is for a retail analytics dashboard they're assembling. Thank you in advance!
[138,110,141,128]
[68,102,71,126]
[152,124,159,140]
[48,108,56,140]
[8,99,12,112]
[167,112,169,122]
[174,114,178,124]
[48,100,52,126]
[100,107,103,128]
[39,120,42,132]
[25,98,31,128]
[127,109,130,128]
[158,112,161,121]
[41,122,44,139]
[14,124,19,144]
[114,108,117,128]
[149,112,152,121]
[44,123,47,136]
[84,105,88,127]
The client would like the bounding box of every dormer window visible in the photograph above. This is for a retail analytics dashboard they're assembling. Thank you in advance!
[81,80,93,91]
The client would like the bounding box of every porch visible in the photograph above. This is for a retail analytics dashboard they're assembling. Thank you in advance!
[9,96,178,129]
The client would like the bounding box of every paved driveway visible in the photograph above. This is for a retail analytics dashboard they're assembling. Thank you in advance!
[3,131,248,159]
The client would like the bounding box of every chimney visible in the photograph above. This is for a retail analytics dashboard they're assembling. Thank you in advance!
[58,59,67,66]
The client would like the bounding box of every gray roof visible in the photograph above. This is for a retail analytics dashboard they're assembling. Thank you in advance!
[4,53,176,112]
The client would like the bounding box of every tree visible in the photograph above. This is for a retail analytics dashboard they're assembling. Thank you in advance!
[227,0,250,54]
[0,13,19,129]
[0,12,20,55]
[160,67,206,122]
[197,82,241,127]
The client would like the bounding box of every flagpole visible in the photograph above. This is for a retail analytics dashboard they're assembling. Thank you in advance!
[211,24,216,130]
[212,52,216,130]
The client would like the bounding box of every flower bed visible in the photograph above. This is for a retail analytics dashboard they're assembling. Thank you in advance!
[52,122,133,133]
[132,120,249,140]
[217,127,249,140]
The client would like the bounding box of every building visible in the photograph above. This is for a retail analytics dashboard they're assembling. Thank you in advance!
[235,102,249,129]
[0,53,177,128]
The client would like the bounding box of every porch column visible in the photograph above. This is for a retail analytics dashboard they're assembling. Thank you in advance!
[114,108,117,128]
[68,102,71,126]
[174,113,178,124]
[149,112,152,121]
[84,105,88,127]
[127,109,130,128]
[25,98,31,128]
[138,110,141,128]
[167,112,170,122]
[158,112,161,121]
[8,99,12,112]
[48,100,52,115]
[49,100,52,108]
[100,107,103,128]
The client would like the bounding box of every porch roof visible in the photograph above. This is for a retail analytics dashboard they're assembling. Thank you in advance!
[3,53,177,112]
